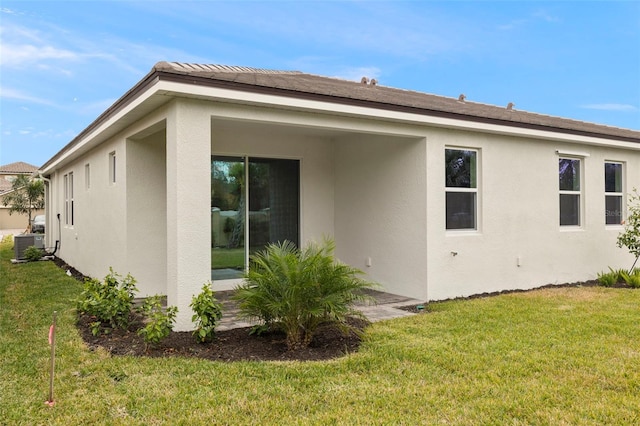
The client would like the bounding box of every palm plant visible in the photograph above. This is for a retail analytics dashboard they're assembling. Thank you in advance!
[3,175,44,232]
[233,238,375,350]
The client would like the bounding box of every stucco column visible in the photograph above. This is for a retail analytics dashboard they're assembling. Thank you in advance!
[165,100,211,331]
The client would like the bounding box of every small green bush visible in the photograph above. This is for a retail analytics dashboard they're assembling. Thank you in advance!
[620,269,640,289]
[76,268,138,335]
[137,295,177,348]
[233,238,376,350]
[597,267,625,287]
[190,283,223,343]
[617,189,640,270]
[22,246,43,262]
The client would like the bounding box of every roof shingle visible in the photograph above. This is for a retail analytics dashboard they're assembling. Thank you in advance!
[155,61,640,142]
[0,161,38,175]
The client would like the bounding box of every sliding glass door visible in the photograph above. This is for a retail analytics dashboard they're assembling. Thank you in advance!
[211,156,299,280]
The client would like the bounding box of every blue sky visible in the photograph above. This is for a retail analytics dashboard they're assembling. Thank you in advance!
[1,1,639,168]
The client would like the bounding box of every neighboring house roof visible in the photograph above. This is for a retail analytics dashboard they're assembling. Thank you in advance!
[0,179,12,195]
[0,162,38,195]
[41,62,640,172]
[0,161,38,175]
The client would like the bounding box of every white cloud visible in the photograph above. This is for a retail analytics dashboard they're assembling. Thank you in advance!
[0,43,78,67]
[0,86,56,106]
[581,103,638,112]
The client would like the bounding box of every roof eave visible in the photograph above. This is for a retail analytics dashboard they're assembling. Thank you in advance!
[158,71,640,144]
[40,66,640,175]
[40,69,163,174]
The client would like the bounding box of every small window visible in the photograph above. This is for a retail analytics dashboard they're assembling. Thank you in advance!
[605,162,623,225]
[445,148,478,230]
[85,163,90,190]
[109,151,116,184]
[559,157,581,226]
[64,174,68,225]
[64,172,74,226]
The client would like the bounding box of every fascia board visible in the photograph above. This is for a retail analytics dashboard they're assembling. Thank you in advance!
[158,80,640,151]
[40,82,167,175]
[40,75,640,177]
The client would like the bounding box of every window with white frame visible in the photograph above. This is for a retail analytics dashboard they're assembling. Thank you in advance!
[559,157,582,226]
[109,151,116,184]
[445,148,478,230]
[64,172,74,226]
[605,162,623,225]
[85,163,90,190]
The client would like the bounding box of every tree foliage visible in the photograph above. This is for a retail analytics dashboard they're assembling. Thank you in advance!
[3,175,44,230]
[617,188,640,270]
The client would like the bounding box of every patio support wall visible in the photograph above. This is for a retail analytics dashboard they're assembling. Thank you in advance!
[166,100,211,331]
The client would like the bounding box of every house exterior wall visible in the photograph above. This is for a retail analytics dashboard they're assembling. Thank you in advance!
[334,134,428,300]
[51,135,129,281]
[424,128,640,301]
[126,129,167,297]
[42,78,640,332]
[0,207,44,230]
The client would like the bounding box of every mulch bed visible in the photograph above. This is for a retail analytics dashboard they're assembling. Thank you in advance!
[55,256,368,362]
[77,313,368,362]
[55,256,631,362]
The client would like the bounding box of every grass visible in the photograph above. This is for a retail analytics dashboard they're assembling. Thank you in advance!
[211,247,245,269]
[2,236,640,425]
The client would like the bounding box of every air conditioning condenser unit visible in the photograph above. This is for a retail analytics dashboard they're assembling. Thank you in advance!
[14,234,45,260]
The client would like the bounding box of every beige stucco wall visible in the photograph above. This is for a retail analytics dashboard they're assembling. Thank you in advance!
[0,207,44,230]
[334,134,428,300]
[44,88,640,331]
[424,128,640,301]
[49,131,129,284]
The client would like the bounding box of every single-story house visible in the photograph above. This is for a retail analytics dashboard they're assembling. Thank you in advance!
[39,62,640,330]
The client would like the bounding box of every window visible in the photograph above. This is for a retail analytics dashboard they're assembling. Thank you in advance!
[109,151,116,184]
[605,162,623,225]
[64,172,74,226]
[85,163,90,189]
[445,148,478,230]
[211,156,300,280]
[559,157,581,226]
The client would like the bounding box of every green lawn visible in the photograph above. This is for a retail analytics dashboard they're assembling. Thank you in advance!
[211,247,245,269]
[2,236,640,425]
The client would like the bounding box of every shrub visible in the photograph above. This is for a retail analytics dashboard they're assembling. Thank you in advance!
[190,283,223,343]
[76,268,138,335]
[619,269,640,289]
[23,246,43,262]
[233,238,376,350]
[617,188,640,270]
[137,295,177,348]
[597,267,627,287]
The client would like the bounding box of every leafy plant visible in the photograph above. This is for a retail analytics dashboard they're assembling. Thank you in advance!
[617,188,640,270]
[190,283,223,343]
[597,270,617,287]
[233,238,376,350]
[597,267,626,287]
[137,295,177,348]
[76,268,138,335]
[3,174,45,231]
[22,246,43,262]
[619,269,640,289]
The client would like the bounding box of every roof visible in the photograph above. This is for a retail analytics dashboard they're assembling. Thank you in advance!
[0,161,38,175]
[41,62,640,172]
[0,179,12,194]
[153,62,640,142]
